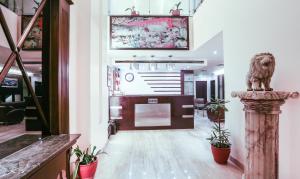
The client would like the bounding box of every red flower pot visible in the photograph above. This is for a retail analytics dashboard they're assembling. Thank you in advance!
[79,160,98,179]
[131,11,139,16]
[211,145,231,164]
[172,10,181,16]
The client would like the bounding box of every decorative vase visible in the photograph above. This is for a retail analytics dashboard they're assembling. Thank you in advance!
[211,145,230,164]
[172,10,181,16]
[79,160,98,179]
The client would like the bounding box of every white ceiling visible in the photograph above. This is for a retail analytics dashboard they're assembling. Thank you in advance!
[0,46,42,74]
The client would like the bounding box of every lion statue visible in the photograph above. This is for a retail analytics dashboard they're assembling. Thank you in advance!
[246,52,275,91]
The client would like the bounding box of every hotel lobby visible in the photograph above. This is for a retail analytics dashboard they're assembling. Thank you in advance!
[0,0,300,179]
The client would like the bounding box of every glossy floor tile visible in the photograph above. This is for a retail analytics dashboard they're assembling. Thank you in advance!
[96,111,243,179]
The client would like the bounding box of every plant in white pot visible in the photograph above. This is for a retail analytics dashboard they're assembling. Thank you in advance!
[169,2,183,16]
[72,145,105,179]
[206,99,231,164]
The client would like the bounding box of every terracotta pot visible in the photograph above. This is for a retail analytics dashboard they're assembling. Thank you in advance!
[211,145,230,164]
[131,11,139,16]
[79,160,98,179]
[207,109,225,122]
[172,10,181,16]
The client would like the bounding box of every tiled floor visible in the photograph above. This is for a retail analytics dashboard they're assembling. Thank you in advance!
[96,111,243,179]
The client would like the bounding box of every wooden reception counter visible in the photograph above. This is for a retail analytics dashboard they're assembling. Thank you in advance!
[109,95,194,130]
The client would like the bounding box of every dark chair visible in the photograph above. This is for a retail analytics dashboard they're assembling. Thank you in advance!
[194,98,207,117]
[0,109,25,125]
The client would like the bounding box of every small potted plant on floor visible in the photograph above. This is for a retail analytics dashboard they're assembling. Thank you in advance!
[169,2,183,16]
[206,99,231,164]
[125,6,139,16]
[72,145,105,179]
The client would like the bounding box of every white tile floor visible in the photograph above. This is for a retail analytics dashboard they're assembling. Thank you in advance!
[95,111,243,179]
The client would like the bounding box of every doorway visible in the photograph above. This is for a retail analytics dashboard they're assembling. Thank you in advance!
[196,81,207,103]
[210,80,216,100]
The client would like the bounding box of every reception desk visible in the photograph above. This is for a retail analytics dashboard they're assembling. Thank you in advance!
[109,95,194,130]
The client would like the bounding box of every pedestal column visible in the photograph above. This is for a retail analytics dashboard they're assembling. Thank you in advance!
[231,91,299,179]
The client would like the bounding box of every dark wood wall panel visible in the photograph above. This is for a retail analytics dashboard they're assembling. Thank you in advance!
[110,95,194,130]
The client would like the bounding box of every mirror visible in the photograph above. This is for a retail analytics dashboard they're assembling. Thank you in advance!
[0,0,47,145]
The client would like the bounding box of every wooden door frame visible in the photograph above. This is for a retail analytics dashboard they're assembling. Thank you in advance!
[43,0,73,135]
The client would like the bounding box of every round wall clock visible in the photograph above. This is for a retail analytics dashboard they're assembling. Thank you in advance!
[125,73,134,82]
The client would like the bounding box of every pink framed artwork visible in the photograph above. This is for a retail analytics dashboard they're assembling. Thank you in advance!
[110,16,189,50]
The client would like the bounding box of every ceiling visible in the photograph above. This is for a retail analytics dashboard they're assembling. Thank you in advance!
[0,46,42,74]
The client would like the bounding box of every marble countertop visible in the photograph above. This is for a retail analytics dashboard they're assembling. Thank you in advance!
[0,134,80,179]
[110,95,194,97]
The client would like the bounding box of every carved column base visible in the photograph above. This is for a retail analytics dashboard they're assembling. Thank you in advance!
[232,91,299,179]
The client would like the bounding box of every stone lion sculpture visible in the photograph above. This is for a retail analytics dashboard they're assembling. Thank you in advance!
[246,52,275,91]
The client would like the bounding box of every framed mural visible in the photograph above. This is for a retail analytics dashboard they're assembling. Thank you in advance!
[22,15,43,50]
[110,16,189,50]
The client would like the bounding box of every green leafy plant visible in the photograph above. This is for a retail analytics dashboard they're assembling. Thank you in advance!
[72,145,106,179]
[169,2,183,14]
[125,6,136,13]
[206,99,231,148]
[32,0,40,13]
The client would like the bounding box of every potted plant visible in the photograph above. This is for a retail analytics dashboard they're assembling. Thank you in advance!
[206,99,231,164]
[169,2,183,16]
[125,6,139,16]
[72,145,105,179]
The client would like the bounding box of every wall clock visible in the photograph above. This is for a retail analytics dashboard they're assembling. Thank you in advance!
[125,73,134,82]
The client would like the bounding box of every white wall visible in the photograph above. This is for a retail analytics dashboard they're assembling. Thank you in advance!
[109,0,191,16]
[69,0,109,149]
[118,66,182,95]
[69,0,91,147]
[192,0,223,49]
[193,0,300,178]
[119,67,155,95]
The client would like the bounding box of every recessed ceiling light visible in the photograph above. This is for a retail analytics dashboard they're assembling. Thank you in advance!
[213,50,218,55]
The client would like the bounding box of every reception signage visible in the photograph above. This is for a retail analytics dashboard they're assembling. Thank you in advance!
[110,16,189,50]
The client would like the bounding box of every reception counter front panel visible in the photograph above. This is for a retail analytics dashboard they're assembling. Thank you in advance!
[109,95,194,130]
